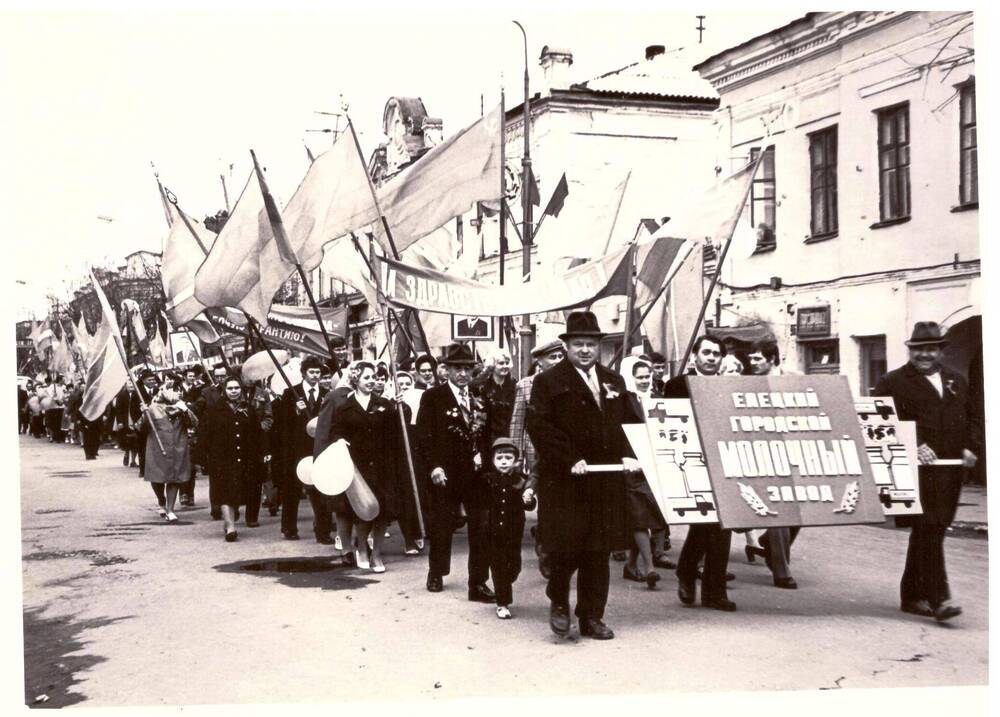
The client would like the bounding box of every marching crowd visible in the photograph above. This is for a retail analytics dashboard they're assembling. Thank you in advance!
[17,312,979,639]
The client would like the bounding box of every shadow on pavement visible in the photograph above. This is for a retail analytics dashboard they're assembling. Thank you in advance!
[23,608,133,708]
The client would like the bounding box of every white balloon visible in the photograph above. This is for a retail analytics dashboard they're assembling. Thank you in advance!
[312,439,356,496]
[242,349,289,382]
[296,456,314,485]
[306,416,318,438]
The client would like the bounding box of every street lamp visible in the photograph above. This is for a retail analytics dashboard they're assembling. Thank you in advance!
[512,19,535,378]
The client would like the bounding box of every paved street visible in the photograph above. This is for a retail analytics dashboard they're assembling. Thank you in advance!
[18,435,989,708]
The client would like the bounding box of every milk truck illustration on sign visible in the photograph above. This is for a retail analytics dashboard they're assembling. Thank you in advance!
[643,400,718,523]
[854,396,922,516]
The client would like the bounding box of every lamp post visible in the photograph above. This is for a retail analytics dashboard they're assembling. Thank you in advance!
[512,19,535,378]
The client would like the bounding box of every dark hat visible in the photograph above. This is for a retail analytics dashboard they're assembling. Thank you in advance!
[559,311,604,341]
[491,437,519,456]
[531,339,565,358]
[138,368,157,382]
[441,343,476,366]
[905,321,949,347]
[331,335,347,349]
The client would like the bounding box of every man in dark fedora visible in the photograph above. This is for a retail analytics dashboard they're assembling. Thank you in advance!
[416,343,494,602]
[526,311,641,640]
[875,321,978,622]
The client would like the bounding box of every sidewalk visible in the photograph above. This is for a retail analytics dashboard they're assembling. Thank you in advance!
[953,483,989,535]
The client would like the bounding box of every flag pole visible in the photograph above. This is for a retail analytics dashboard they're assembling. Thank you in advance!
[349,232,420,357]
[249,149,339,369]
[498,87,507,351]
[90,272,167,456]
[677,150,766,371]
[616,241,641,371]
[344,115,432,353]
[368,237,425,538]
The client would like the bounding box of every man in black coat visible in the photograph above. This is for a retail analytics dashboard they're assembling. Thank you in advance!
[178,367,204,506]
[526,312,641,640]
[664,334,738,612]
[274,355,333,543]
[874,321,978,622]
[416,343,493,602]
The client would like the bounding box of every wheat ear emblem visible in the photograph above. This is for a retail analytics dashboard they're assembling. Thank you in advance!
[737,482,777,516]
[833,481,860,514]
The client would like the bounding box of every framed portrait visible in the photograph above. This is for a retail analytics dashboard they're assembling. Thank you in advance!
[168,331,201,366]
[451,314,494,342]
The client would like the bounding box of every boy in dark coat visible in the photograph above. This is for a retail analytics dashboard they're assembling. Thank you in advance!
[484,437,536,619]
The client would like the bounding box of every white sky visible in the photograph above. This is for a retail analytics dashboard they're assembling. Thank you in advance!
[0,1,867,318]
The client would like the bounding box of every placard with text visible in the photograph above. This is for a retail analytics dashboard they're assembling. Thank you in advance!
[687,375,885,530]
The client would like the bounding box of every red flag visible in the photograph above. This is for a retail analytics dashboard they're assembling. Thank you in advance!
[542,173,569,218]
[522,167,540,211]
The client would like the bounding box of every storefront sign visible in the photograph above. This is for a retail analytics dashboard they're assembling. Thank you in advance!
[796,306,831,337]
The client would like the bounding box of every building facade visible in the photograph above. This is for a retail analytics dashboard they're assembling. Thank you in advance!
[694,11,979,395]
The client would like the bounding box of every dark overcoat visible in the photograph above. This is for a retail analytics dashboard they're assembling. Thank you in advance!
[474,375,517,457]
[200,400,263,478]
[416,383,484,508]
[874,363,975,526]
[525,358,639,552]
[274,382,327,482]
[330,394,405,520]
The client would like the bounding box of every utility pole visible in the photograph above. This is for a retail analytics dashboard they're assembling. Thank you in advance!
[696,15,706,44]
[513,20,534,378]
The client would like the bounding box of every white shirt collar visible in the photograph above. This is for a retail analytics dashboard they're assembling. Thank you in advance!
[448,381,468,403]
[924,372,944,397]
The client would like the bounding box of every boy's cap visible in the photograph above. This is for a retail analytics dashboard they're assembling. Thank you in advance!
[491,437,519,456]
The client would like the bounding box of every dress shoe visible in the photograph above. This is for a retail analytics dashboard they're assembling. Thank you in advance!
[645,571,661,589]
[355,547,370,570]
[702,596,737,611]
[774,577,798,589]
[496,606,512,620]
[245,521,260,528]
[933,602,962,622]
[579,618,614,640]
[901,600,934,617]
[695,568,736,582]
[341,551,357,567]
[282,531,300,541]
[157,507,167,517]
[745,545,760,563]
[653,554,677,570]
[677,579,696,605]
[224,530,238,542]
[549,603,570,637]
[623,565,644,582]
[211,511,222,521]
[316,535,335,545]
[426,574,443,592]
[468,584,495,603]
[611,551,627,562]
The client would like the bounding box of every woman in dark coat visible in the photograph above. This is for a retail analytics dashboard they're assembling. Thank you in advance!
[113,384,142,467]
[200,376,263,542]
[330,361,405,573]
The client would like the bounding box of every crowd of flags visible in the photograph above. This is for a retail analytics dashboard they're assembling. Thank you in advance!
[25,100,765,430]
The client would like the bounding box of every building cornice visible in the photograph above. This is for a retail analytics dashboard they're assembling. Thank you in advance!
[696,11,913,93]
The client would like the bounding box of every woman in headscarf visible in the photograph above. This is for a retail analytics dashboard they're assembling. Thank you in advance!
[200,375,264,541]
[329,361,406,573]
[140,383,197,522]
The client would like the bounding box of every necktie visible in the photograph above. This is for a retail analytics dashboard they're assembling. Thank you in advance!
[459,388,471,421]
[585,371,601,404]
[308,388,316,411]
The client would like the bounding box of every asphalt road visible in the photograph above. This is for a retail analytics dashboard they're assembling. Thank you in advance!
[16,435,990,708]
